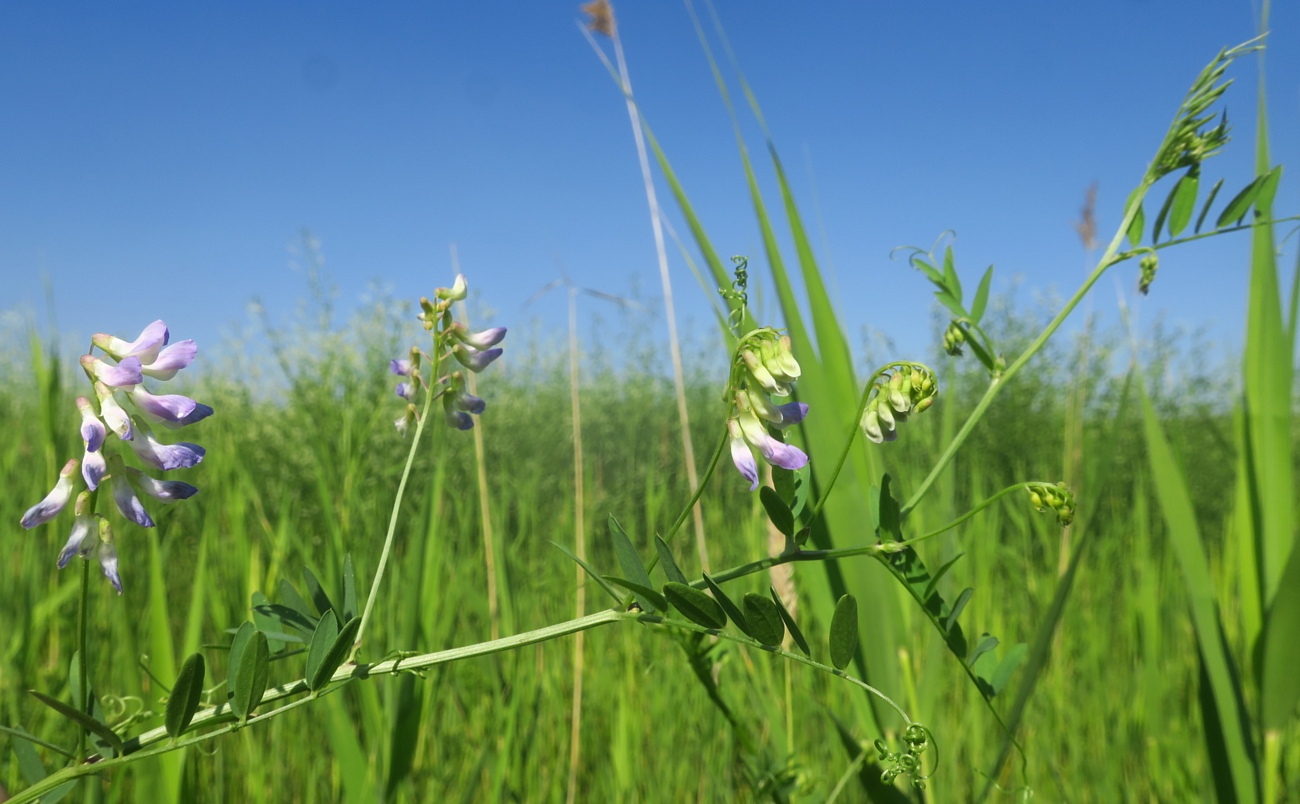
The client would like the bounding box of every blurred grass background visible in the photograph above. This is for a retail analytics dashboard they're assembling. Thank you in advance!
[4,289,1293,802]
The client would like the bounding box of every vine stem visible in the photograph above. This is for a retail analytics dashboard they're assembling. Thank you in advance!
[76,553,90,764]
[351,349,442,661]
[899,192,1146,519]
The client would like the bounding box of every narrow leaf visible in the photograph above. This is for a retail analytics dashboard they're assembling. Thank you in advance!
[828,594,859,670]
[769,586,811,657]
[1151,177,1179,244]
[921,551,966,602]
[942,245,962,302]
[165,653,205,739]
[1168,171,1199,236]
[878,475,901,541]
[1253,164,1282,215]
[1124,189,1145,247]
[703,573,748,632]
[742,593,785,647]
[759,486,795,539]
[304,610,340,691]
[1194,177,1225,233]
[1216,174,1267,229]
[912,258,944,285]
[933,290,967,319]
[990,643,1028,695]
[970,266,993,322]
[278,577,313,620]
[944,587,974,632]
[664,582,726,629]
[609,515,656,611]
[654,535,688,585]
[28,691,124,754]
[228,623,270,721]
[308,616,361,692]
[603,576,668,614]
[302,566,336,618]
[968,634,999,668]
[550,541,623,607]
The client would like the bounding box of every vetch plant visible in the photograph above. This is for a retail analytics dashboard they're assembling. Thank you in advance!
[6,17,1300,803]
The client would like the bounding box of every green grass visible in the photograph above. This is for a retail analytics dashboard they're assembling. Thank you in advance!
[2,296,1295,801]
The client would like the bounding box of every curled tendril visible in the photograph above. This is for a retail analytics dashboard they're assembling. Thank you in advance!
[874,723,935,790]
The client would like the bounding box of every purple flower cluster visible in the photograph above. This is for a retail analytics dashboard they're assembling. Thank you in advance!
[727,329,809,490]
[389,274,506,434]
[20,321,209,594]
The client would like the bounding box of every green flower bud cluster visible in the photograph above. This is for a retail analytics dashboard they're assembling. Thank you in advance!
[942,321,967,356]
[1026,481,1075,526]
[874,723,931,790]
[860,365,937,444]
[1138,254,1158,296]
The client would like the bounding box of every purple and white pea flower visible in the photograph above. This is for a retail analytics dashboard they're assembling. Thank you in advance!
[125,417,205,471]
[92,320,169,364]
[57,492,95,569]
[126,385,198,424]
[82,448,107,491]
[81,355,143,388]
[20,459,79,529]
[108,457,155,528]
[450,387,486,415]
[390,358,412,377]
[95,382,133,440]
[76,397,106,452]
[124,465,198,501]
[450,322,507,350]
[159,402,214,429]
[728,410,808,490]
[95,517,123,594]
[442,395,474,431]
[140,339,196,381]
[744,389,808,430]
[451,343,503,373]
[396,382,415,401]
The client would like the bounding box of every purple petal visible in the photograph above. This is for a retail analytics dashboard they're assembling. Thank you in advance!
[92,320,168,363]
[773,402,809,429]
[98,541,123,594]
[57,514,95,569]
[127,422,205,470]
[160,402,214,430]
[728,420,760,491]
[76,397,106,451]
[396,382,414,400]
[82,448,107,491]
[761,439,809,471]
[125,466,199,501]
[82,355,143,388]
[452,344,502,373]
[444,405,474,430]
[20,461,78,529]
[452,390,486,414]
[111,474,155,527]
[128,386,197,423]
[460,326,507,350]
[141,340,196,381]
[739,413,809,471]
[390,358,412,376]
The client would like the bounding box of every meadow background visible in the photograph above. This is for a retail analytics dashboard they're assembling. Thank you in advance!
[2,285,1292,800]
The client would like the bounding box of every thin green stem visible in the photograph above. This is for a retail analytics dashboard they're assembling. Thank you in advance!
[809,362,928,520]
[899,188,1147,519]
[662,427,728,546]
[76,556,89,764]
[352,351,442,661]
[887,483,1047,550]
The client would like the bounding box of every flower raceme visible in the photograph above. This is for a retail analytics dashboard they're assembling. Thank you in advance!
[388,274,506,434]
[726,328,809,490]
[860,364,938,444]
[19,320,210,594]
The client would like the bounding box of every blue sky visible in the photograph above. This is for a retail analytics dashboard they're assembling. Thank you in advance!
[2,2,1297,374]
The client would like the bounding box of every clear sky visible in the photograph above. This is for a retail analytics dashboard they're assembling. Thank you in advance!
[2,2,1297,374]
